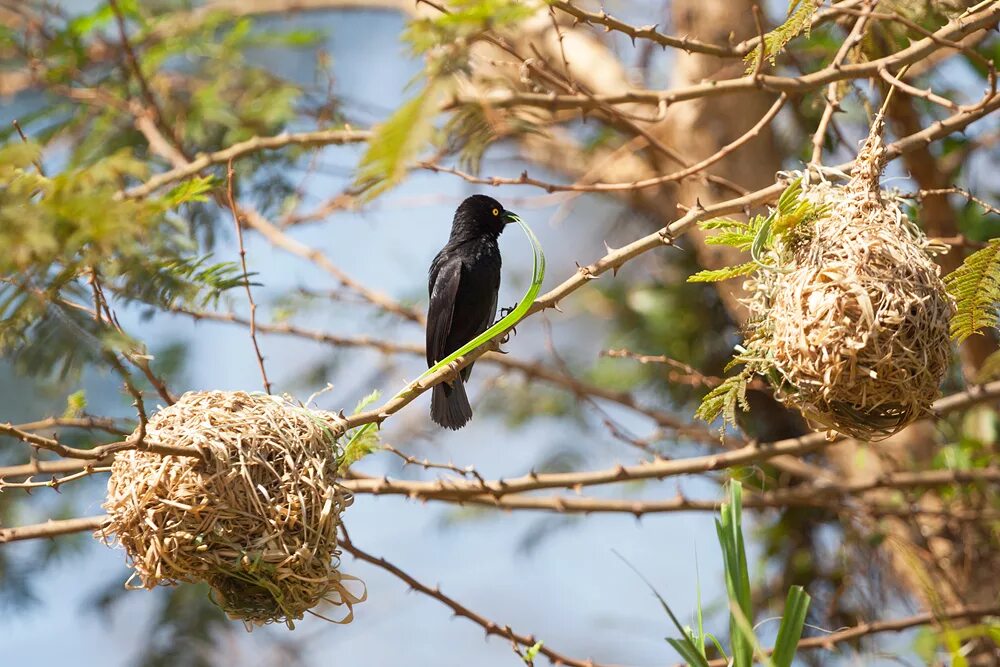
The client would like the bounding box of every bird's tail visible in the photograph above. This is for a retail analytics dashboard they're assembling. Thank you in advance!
[431,379,472,430]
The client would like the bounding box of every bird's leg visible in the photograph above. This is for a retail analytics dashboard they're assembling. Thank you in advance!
[496,303,519,345]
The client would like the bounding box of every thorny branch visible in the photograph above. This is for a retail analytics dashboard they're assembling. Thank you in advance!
[3,0,1000,662]
[225,158,272,395]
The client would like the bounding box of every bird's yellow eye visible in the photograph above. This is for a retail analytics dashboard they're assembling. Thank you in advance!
[492,208,500,217]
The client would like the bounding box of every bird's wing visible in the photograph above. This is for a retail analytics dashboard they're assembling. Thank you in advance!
[485,283,499,332]
[426,257,462,368]
[461,284,497,382]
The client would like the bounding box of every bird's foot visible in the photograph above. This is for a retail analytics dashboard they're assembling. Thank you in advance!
[444,359,463,383]
[496,304,519,344]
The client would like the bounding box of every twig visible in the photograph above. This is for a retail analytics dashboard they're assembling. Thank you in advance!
[339,529,610,667]
[547,5,576,91]
[11,119,45,174]
[549,0,737,57]
[240,208,425,324]
[12,416,127,436]
[120,128,372,200]
[0,466,112,490]
[88,271,151,439]
[419,488,1000,521]
[603,348,723,387]
[0,515,107,544]
[912,187,1000,218]
[448,4,1000,110]
[381,444,488,486]
[878,66,959,111]
[810,1,875,165]
[691,604,1000,666]
[225,159,272,395]
[0,456,114,480]
[0,423,199,461]
[169,306,729,446]
[108,0,188,158]
[749,3,766,80]
[423,93,787,193]
[339,455,1000,503]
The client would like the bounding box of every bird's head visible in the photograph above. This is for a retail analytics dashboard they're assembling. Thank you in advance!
[452,194,517,238]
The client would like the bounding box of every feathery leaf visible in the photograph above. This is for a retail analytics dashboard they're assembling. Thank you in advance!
[743,0,819,74]
[688,263,758,283]
[944,238,1000,341]
[695,367,755,427]
[354,82,446,201]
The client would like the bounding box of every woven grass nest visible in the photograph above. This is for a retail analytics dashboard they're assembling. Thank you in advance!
[744,119,955,440]
[98,390,364,629]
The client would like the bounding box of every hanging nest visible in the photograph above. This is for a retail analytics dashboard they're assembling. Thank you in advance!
[98,390,365,629]
[744,118,955,440]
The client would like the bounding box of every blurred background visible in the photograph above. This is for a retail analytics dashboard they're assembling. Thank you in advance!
[1,1,998,665]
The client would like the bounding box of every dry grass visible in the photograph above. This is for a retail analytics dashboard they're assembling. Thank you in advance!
[99,390,364,629]
[748,119,955,440]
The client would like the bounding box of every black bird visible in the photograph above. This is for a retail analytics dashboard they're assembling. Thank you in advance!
[427,194,515,429]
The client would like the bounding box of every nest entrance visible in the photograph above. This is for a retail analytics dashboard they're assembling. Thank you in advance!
[99,390,364,628]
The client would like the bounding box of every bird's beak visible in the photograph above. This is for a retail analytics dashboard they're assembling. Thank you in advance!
[503,211,519,225]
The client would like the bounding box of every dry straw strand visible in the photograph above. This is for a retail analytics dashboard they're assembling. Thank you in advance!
[752,116,955,439]
[702,113,956,440]
[99,390,364,629]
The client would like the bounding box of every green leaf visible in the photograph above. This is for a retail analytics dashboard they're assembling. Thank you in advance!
[770,586,811,667]
[63,390,87,418]
[404,0,538,54]
[66,5,116,39]
[699,218,756,250]
[667,639,712,667]
[688,263,757,283]
[112,256,250,309]
[750,214,776,268]
[944,238,1000,341]
[353,389,381,414]
[355,83,447,200]
[339,391,383,468]
[695,368,753,426]
[523,641,543,663]
[716,481,753,667]
[743,0,819,74]
[163,176,217,207]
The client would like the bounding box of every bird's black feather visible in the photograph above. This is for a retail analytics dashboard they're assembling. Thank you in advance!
[426,194,513,430]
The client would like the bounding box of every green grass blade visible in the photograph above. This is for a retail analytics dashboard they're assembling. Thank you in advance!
[706,634,727,661]
[716,481,753,667]
[695,553,705,657]
[614,552,710,667]
[749,213,775,270]
[667,639,711,667]
[729,599,774,667]
[770,585,811,667]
